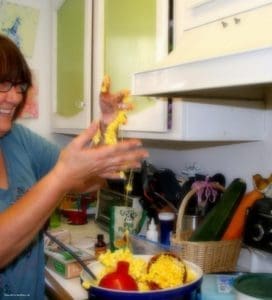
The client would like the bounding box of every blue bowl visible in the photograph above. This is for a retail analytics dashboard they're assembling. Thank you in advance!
[81,255,203,300]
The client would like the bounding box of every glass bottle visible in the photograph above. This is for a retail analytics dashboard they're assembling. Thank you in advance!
[95,234,107,259]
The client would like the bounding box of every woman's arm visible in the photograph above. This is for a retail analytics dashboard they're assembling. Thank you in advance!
[0,122,148,268]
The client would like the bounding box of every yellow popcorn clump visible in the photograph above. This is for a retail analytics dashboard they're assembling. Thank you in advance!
[92,128,102,145]
[92,102,130,147]
[146,254,187,289]
[82,280,92,290]
[92,76,134,179]
[185,267,197,283]
[104,110,127,145]
[125,182,133,193]
[101,75,111,93]
[92,76,132,148]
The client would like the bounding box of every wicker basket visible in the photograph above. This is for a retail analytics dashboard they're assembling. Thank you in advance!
[171,182,242,273]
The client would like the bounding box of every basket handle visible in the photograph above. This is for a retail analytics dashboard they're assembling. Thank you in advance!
[175,182,225,238]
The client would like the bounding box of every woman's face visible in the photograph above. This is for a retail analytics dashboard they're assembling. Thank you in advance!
[0,82,24,137]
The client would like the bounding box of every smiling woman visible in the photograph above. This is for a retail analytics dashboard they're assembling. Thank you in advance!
[0,34,148,299]
[0,35,31,122]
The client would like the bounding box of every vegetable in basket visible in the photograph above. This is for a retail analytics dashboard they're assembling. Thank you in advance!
[190,178,246,241]
[222,189,263,240]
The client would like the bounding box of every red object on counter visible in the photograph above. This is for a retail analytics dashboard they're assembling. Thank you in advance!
[99,261,138,291]
[61,209,87,225]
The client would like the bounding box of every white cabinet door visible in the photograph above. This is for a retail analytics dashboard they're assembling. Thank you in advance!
[122,98,265,141]
[92,0,170,135]
[172,4,272,64]
[176,99,265,141]
[179,0,272,30]
[52,0,92,134]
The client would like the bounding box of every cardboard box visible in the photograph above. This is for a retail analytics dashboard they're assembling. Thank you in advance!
[45,246,93,278]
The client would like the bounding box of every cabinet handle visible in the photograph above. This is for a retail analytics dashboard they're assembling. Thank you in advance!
[221,21,228,28]
[75,101,85,109]
[234,17,241,24]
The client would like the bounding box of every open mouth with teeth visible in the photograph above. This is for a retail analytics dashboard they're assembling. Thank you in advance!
[0,107,15,116]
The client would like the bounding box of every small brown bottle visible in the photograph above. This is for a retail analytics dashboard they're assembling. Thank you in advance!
[95,234,107,259]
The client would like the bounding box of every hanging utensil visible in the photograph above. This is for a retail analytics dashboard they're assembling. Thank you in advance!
[153,192,178,213]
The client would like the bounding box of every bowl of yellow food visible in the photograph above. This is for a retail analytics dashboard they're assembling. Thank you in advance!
[81,249,203,300]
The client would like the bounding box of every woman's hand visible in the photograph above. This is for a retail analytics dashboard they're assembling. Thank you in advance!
[52,122,148,192]
[99,75,133,126]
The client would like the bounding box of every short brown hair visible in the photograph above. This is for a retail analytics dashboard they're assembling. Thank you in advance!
[0,34,32,119]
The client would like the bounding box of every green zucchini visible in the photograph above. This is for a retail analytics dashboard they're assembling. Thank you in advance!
[189,178,246,241]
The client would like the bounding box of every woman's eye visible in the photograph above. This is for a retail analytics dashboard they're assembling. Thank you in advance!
[0,81,12,92]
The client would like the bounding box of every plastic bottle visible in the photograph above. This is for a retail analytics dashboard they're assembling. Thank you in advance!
[146,218,159,242]
[49,209,61,228]
[95,234,107,259]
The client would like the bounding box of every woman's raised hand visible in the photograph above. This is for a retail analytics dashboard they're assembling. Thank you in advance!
[52,122,149,192]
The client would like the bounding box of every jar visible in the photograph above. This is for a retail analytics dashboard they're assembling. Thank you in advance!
[95,234,107,259]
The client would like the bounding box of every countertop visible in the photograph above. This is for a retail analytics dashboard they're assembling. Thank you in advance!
[45,218,108,300]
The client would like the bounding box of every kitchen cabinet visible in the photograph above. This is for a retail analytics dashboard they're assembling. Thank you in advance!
[128,1,267,141]
[52,0,93,134]
[52,0,170,135]
[92,0,170,133]
[133,2,272,105]
[51,0,266,141]
[122,99,265,141]
[178,0,272,30]
[168,3,272,66]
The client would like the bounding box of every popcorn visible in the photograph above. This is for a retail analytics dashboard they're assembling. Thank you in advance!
[92,75,134,179]
[93,249,197,291]
[146,254,187,289]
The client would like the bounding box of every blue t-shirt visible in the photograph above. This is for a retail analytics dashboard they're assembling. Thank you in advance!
[0,124,60,299]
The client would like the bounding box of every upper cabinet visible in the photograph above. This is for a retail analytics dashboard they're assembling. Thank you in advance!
[92,0,170,134]
[52,0,92,134]
[172,3,272,64]
[130,0,267,141]
[51,0,266,141]
[133,1,272,102]
[180,0,272,30]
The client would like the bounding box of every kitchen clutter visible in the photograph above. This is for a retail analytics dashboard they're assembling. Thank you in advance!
[157,212,175,245]
[45,162,272,299]
[109,205,147,251]
[171,178,242,273]
[99,165,272,290]
[145,218,158,242]
[44,230,94,279]
[99,163,272,268]
[81,248,203,300]
[58,192,96,225]
[94,234,107,259]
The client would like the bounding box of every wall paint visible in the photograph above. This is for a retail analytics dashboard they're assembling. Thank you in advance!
[16,0,53,139]
[17,0,272,190]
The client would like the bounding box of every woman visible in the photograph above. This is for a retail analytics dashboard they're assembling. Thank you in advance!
[0,34,148,299]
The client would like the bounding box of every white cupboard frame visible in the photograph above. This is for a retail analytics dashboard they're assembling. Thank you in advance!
[51,0,93,134]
